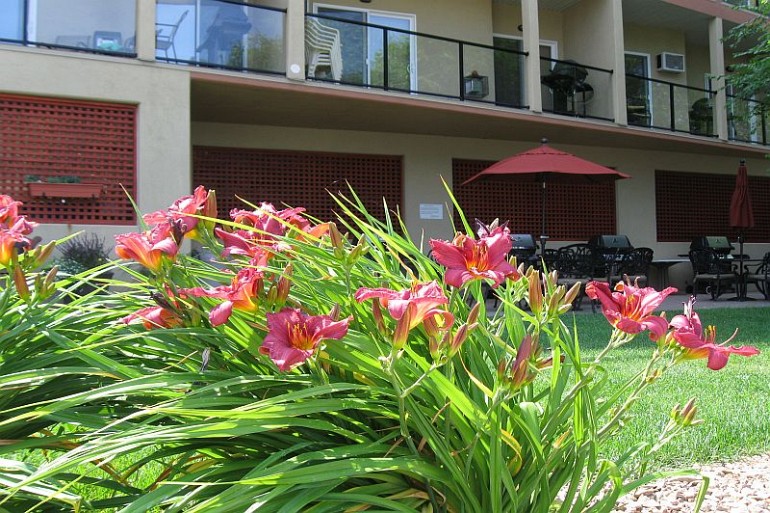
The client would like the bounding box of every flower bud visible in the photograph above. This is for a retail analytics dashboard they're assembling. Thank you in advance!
[450,322,474,356]
[29,240,56,269]
[392,303,415,351]
[202,189,218,219]
[563,282,582,308]
[372,300,388,336]
[328,303,341,322]
[467,301,481,326]
[347,237,368,265]
[12,265,30,300]
[527,270,543,315]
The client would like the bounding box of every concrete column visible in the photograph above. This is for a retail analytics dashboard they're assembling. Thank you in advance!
[285,0,306,80]
[135,0,156,62]
[521,0,542,112]
[709,17,728,141]
[610,0,628,125]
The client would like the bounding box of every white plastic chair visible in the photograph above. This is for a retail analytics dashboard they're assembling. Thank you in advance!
[305,18,343,81]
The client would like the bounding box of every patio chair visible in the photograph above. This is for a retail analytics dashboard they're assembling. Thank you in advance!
[156,10,188,61]
[611,247,653,287]
[743,252,770,299]
[553,243,608,312]
[305,18,343,81]
[689,248,737,300]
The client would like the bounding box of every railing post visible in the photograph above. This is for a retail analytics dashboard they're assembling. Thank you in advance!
[669,83,675,131]
[383,27,389,90]
[135,0,156,61]
[458,42,465,100]
[22,0,29,44]
[286,0,305,80]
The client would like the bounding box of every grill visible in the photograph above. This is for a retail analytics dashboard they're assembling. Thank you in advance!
[689,236,734,257]
[589,235,633,252]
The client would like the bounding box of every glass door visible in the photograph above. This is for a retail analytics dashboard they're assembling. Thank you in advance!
[625,53,652,126]
[492,36,524,107]
[315,5,415,90]
[0,0,24,41]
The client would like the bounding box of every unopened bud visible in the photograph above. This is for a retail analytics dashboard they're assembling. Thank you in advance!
[203,189,218,219]
[372,300,388,336]
[528,271,543,315]
[429,335,442,361]
[13,265,30,300]
[328,303,341,322]
[450,322,474,356]
[563,282,582,307]
[392,303,415,351]
[30,240,56,268]
[347,237,368,265]
[467,301,481,326]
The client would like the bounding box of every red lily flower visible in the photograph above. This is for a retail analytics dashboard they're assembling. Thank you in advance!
[183,267,264,326]
[585,280,675,341]
[0,218,36,267]
[0,194,23,226]
[143,186,214,238]
[115,225,178,272]
[214,227,285,262]
[670,297,760,370]
[122,305,184,330]
[429,226,519,288]
[259,307,350,371]
[355,281,454,348]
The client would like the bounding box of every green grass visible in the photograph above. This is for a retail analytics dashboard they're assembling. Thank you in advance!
[572,307,770,468]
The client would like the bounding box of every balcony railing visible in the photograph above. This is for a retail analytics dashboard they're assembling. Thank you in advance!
[727,94,768,145]
[155,0,285,75]
[0,0,137,57]
[305,13,529,108]
[540,57,614,121]
[626,74,716,137]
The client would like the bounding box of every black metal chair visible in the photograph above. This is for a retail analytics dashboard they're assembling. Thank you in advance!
[553,243,608,311]
[689,248,737,300]
[611,247,653,287]
[744,252,770,299]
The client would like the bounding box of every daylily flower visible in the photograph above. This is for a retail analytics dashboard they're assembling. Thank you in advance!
[143,185,213,238]
[115,225,179,273]
[0,219,35,267]
[670,296,760,370]
[122,304,184,330]
[429,227,519,288]
[214,227,289,261]
[585,280,676,341]
[0,194,22,226]
[259,307,350,371]
[355,281,454,349]
[182,267,264,326]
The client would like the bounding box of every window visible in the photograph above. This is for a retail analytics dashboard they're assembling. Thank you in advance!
[625,52,652,127]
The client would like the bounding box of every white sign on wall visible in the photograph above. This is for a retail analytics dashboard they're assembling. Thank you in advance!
[419,203,444,220]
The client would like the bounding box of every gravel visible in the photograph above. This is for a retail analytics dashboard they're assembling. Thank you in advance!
[613,453,770,512]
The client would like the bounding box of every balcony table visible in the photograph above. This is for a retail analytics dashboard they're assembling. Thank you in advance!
[649,258,689,290]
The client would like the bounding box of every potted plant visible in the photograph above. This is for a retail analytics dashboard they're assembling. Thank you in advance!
[25,175,104,199]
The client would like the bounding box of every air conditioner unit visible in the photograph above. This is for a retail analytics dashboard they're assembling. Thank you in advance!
[656,52,685,73]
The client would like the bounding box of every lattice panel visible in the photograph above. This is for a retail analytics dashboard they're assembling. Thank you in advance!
[193,147,403,224]
[0,94,137,224]
[656,170,770,242]
[452,159,617,240]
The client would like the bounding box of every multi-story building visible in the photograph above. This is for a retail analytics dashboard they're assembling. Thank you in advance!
[1,0,767,289]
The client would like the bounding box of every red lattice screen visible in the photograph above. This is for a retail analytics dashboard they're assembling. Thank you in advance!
[452,159,617,240]
[193,147,403,223]
[656,170,770,242]
[0,94,137,224]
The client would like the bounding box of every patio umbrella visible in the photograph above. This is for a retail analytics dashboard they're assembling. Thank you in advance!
[729,159,755,299]
[461,138,630,252]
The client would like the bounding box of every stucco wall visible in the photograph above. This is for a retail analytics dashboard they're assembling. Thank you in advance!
[0,47,191,243]
[191,121,770,290]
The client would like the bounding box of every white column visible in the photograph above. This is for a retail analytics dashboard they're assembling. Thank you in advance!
[136,0,156,62]
[521,0,542,113]
[610,0,628,125]
[709,17,728,141]
[285,0,306,80]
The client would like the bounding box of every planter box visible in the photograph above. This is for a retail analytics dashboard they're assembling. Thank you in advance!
[28,182,103,199]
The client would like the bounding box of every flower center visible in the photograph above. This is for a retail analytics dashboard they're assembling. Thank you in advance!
[289,322,316,351]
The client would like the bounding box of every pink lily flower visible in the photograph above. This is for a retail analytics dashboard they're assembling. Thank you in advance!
[585,280,676,341]
[670,297,760,370]
[355,281,454,348]
[259,307,350,371]
[115,225,178,273]
[0,218,36,266]
[214,227,286,261]
[183,267,264,326]
[143,186,214,238]
[0,194,22,226]
[429,227,519,288]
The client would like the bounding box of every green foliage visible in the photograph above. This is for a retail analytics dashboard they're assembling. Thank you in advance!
[725,2,770,108]
[56,233,110,275]
[2,186,755,512]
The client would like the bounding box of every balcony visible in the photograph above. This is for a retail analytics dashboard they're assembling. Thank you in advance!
[1,0,766,148]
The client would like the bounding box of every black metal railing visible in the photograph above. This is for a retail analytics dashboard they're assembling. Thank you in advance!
[0,0,137,58]
[540,57,614,121]
[305,13,529,108]
[155,0,286,75]
[626,74,716,137]
[727,94,768,145]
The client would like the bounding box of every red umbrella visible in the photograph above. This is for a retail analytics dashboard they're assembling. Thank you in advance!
[462,138,630,251]
[729,160,755,300]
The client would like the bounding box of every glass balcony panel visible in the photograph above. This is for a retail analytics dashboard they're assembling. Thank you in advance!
[649,81,673,130]
[33,0,136,54]
[728,95,767,144]
[163,0,284,73]
[686,89,714,137]
[462,44,496,103]
[491,39,526,108]
[413,36,458,97]
[0,0,24,42]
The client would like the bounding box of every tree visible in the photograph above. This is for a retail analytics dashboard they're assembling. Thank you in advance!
[724,1,770,109]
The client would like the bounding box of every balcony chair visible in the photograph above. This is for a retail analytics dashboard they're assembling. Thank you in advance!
[156,10,189,61]
[542,60,593,116]
[688,248,737,300]
[305,18,343,81]
[610,247,653,287]
[689,98,714,136]
[743,252,770,299]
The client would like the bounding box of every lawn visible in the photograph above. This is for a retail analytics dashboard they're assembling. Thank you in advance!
[572,306,770,468]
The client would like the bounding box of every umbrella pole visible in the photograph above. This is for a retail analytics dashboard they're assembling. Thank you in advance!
[738,231,746,301]
[540,180,547,255]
